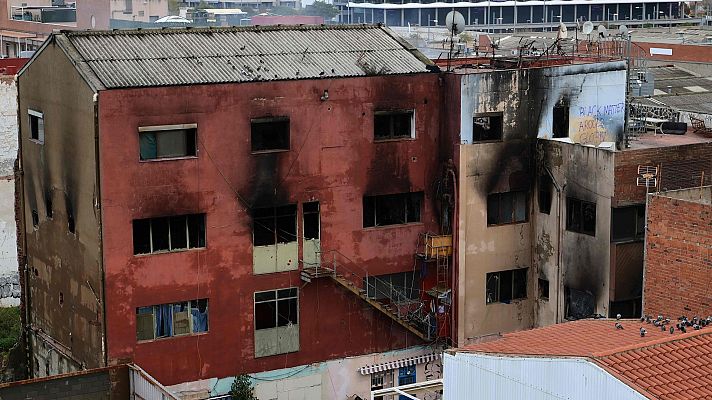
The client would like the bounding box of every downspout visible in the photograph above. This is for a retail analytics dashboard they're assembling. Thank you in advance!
[93,92,108,367]
[15,73,32,378]
[545,167,564,323]
[448,166,458,346]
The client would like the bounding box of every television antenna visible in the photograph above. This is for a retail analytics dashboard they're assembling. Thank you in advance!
[445,10,466,71]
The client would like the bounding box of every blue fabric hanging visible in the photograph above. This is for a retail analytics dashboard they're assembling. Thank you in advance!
[155,304,173,337]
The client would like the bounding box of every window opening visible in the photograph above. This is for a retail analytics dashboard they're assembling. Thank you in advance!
[136,298,208,341]
[538,278,549,300]
[363,192,422,228]
[303,202,320,240]
[31,209,38,227]
[254,288,298,330]
[486,268,528,304]
[139,126,197,160]
[538,174,553,214]
[251,117,290,152]
[487,191,528,225]
[552,105,569,138]
[472,113,503,141]
[252,205,297,246]
[611,205,645,242]
[566,197,596,236]
[133,214,206,255]
[374,110,415,140]
[29,110,44,143]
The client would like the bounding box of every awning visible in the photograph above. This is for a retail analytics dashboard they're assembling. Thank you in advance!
[0,30,38,39]
[358,353,441,375]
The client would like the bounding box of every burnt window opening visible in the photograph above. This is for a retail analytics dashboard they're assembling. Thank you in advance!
[252,205,297,246]
[566,197,596,236]
[565,287,595,320]
[251,117,290,152]
[472,113,503,141]
[538,174,553,214]
[303,202,320,240]
[132,214,206,255]
[254,288,298,330]
[28,110,44,143]
[374,110,415,140]
[538,278,549,300]
[67,206,75,234]
[611,205,645,242]
[59,292,64,305]
[139,126,197,160]
[136,298,209,341]
[487,191,528,226]
[486,268,528,304]
[31,209,39,228]
[552,105,569,138]
[363,271,419,300]
[45,194,53,219]
[363,192,422,228]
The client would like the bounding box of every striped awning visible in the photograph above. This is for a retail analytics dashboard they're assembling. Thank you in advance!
[358,353,441,375]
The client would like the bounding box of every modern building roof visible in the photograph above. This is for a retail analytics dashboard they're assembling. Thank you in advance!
[456,319,712,400]
[45,24,433,90]
[635,66,712,115]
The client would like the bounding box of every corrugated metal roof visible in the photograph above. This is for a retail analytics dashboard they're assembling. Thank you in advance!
[57,25,433,89]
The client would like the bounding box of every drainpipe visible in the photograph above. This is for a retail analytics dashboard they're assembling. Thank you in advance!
[545,167,564,323]
[447,165,458,346]
[93,92,108,367]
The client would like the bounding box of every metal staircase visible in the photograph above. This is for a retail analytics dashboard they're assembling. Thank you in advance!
[300,250,431,341]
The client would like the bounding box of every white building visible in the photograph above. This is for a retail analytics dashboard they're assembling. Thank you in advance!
[0,69,19,307]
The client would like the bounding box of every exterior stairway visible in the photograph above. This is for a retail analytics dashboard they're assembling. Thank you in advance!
[300,251,430,341]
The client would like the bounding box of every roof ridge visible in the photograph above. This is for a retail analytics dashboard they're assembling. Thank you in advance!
[592,327,712,358]
[60,23,384,37]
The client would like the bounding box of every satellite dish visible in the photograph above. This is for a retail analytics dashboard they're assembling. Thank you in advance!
[557,22,568,39]
[597,24,607,38]
[582,21,594,35]
[446,11,466,36]
[619,24,629,37]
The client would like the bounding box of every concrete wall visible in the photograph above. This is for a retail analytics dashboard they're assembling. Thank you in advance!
[168,346,443,400]
[109,0,168,23]
[536,141,614,325]
[644,188,712,318]
[0,75,19,307]
[97,74,445,385]
[18,39,105,376]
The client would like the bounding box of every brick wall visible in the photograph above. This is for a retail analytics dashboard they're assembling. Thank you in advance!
[644,194,712,318]
[0,365,129,400]
[614,143,712,206]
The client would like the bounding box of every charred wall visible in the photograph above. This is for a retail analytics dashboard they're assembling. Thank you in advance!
[17,41,105,376]
[97,73,445,385]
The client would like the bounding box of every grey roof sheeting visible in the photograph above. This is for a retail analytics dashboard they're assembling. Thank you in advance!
[56,25,433,89]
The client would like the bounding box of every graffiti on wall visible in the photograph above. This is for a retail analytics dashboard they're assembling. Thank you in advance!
[570,102,625,146]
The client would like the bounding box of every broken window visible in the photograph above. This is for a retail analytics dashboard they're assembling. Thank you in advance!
[552,105,569,138]
[363,192,422,228]
[132,214,206,255]
[611,205,645,242]
[29,110,44,143]
[251,117,290,152]
[67,204,75,234]
[254,288,298,330]
[363,271,419,300]
[472,113,503,141]
[139,125,197,160]
[136,298,208,341]
[374,110,415,140]
[252,205,297,246]
[487,191,527,225]
[31,209,38,228]
[538,278,549,300]
[566,197,596,236]
[303,202,320,240]
[371,370,394,400]
[538,173,553,214]
[486,268,528,304]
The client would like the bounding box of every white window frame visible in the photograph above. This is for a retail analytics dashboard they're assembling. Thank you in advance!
[28,109,44,144]
[138,123,198,162]
[373,109,416,141]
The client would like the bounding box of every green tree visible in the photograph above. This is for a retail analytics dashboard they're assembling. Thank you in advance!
[229,375,257,400]
[306,1,339,20]
[0,307,20,356]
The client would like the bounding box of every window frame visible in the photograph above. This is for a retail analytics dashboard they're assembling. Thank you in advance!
[373,109,416,141]
[611,205,645,242]
[552,104,570,138]
[472,112,504,142]
[252,204,298,247]
[136,298,209,342]
[132,213,207,256]
[362,192,423,229]
[250,116,291,154]
[486,268,528,304]
[138,124,198,162]
[566,197,597,236]
[254,288,299,331]
[486,190,528,226]
[28,109,44,144]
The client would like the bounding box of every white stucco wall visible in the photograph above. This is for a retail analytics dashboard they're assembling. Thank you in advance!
[0,76,19,307]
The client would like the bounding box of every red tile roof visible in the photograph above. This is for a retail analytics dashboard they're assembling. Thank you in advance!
[457,319,712,400]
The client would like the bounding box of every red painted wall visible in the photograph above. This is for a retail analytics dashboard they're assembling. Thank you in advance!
[634,41,712,64]
[97,74,445,385]
[644,193,712,318]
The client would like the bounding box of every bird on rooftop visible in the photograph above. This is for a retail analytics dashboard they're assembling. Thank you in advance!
[616,314,621,320]
[670,327,674,334]
[640,328,647,337]
[615,322,624,330]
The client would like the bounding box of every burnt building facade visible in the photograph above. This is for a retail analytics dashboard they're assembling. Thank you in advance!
[17,25,456,394]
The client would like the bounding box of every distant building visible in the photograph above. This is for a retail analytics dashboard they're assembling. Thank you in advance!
[251,14,324,25]
[109,0,169,24]
[444,318,712,399]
